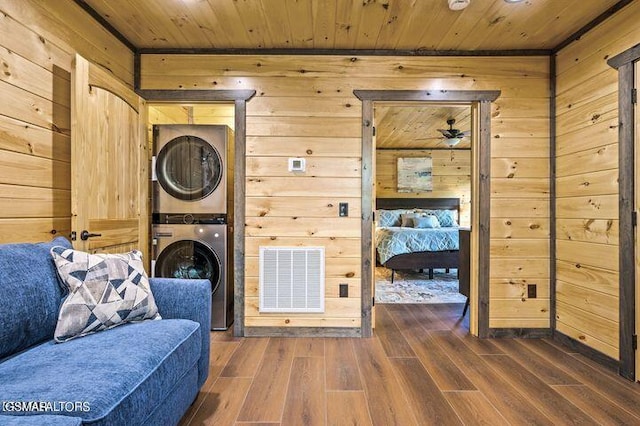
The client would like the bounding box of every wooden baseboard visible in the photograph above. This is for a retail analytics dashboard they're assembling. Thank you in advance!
[553,330,620,373]
[488,328,552,338]
[243,326,361,337]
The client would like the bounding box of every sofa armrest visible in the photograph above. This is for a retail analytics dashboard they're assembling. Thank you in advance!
[150,278,211,388]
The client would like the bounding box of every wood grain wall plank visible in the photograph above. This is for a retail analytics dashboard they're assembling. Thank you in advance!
[247,136,361,157]
[247,176,361,197]
[0,218,70,243]
[556,144,617,177]
[246,196,361,218]
[556,195,617,219]
[556,219,618,245]
[245,217,361,238]
[556,260,618,297]
[490,218,550,239]
[556,240,618,271]
[556,169,618,197]
[0,114,70,161]
[557,280,618,322]
[0,149,70,189]
[0,184,70,218]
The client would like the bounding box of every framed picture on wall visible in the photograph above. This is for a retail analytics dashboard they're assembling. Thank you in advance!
[397,157,433,192]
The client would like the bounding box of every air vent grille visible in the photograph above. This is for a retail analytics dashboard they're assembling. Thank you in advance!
[259,247,325,313]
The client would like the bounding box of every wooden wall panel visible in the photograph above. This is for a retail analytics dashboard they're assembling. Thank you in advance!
[141,53,550,331]
[0,0,133,244]
[376,149,471,226]
[0,1,132,84]
[554,1,640,360]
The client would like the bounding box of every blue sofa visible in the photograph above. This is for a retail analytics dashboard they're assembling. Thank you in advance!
[0,237,210,425]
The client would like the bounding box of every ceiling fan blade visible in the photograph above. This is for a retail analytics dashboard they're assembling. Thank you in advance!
[415,136,442,140]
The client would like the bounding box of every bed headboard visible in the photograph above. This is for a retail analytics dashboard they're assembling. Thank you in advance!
[375,198,460,215]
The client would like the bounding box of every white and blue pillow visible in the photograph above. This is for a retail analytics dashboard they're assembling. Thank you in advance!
[50,247,160,342]
[413,215,441,229]
[417,209,458,227]
[377,209,410,227]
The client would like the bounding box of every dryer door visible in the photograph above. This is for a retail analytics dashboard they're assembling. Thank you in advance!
[156,135,223,201]
[155,240,221,293]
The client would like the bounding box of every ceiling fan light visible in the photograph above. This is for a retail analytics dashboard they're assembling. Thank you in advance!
[503,0,524,3]
[444,137,462,147]
[448,0,470,11]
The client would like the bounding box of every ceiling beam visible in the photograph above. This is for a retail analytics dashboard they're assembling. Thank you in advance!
[138,47,551,57]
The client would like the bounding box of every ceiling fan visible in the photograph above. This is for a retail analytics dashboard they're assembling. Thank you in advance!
[437,118,470,147]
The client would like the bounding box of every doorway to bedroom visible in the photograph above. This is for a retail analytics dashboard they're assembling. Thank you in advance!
[372,103,472,319]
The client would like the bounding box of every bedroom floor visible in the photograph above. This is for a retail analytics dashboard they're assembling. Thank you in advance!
[180,304,640,425]
[375,266,467,304]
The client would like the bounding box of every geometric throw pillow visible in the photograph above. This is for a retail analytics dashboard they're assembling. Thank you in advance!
[50,246,161,343]
[377,209,404,227]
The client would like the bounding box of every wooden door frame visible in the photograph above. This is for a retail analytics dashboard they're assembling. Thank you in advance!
[136,89,256,338]
[609,47,640,381]
[354,90,500,338]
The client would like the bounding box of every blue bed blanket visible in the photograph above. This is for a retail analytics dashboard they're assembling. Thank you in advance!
[375,226,459,264]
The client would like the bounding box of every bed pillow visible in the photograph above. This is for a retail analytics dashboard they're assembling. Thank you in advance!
[418,209,458,227]
[378,209,408,227]
[50,246,160,342]
[413,215,441,229]
[400,212,422,227]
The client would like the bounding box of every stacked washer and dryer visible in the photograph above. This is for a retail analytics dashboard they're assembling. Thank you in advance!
[152,125,234,330]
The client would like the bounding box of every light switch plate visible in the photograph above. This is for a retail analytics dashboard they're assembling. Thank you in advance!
[339,202,348,217]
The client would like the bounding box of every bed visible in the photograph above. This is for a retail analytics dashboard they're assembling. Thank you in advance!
[375,198,461,283]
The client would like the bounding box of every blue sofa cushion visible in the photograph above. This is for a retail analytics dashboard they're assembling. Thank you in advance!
[0,415,81,425]
[0,319,201,426]
[50,247,161,342]
[0,237,71,359]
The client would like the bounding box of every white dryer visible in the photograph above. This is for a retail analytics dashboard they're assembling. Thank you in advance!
[153,125,231,215]
[152,223,233,330]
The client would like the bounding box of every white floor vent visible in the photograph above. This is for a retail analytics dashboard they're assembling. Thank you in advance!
[259,247,325,313]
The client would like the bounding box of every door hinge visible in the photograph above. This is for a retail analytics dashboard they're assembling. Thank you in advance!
[372,126,376,137]
[633,334,637,351]
[633,88,637,104]
[372,297,375,307]
[70,231,77,241]
[633,211,637,227]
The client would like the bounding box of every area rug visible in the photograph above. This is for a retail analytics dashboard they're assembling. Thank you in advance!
[375,267,467,304]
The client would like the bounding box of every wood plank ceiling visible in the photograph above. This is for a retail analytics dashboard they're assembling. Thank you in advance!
[81,0,619,51]
[375,104,471,149]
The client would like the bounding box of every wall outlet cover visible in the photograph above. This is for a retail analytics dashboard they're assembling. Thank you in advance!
[339,284,349,297]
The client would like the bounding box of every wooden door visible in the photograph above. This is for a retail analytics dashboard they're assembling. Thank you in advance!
[71,54,149,262]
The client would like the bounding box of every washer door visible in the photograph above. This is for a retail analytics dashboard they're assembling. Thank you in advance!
[156,135,223,201]
[155,240,221,293]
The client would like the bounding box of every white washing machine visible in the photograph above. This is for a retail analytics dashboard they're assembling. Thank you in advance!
[152,223,233,330]
[153,124,231,215]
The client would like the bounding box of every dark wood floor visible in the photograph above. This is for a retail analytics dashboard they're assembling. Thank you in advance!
[180,303,640,425]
